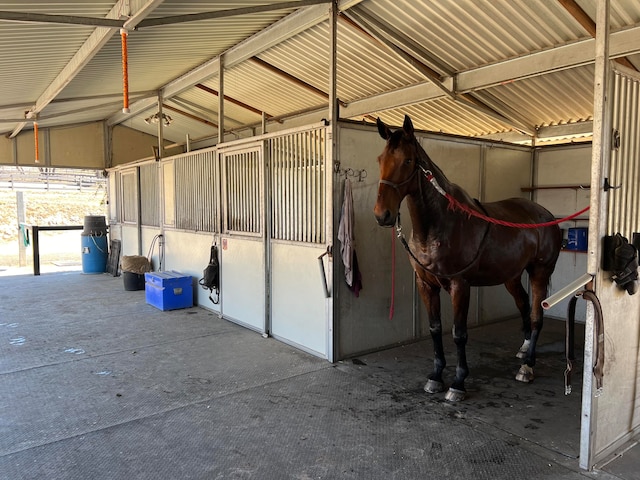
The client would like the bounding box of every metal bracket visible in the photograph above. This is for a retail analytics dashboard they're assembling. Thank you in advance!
[603,177,622,192]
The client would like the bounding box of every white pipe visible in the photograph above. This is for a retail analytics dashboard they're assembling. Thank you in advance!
[541,273,593,310]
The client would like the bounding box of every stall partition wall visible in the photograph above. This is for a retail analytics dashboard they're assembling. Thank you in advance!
[585,65,640,469]
[108,124,332,360]
[534,144,592,322]
[334,124,533,359]
[108,162,163,267]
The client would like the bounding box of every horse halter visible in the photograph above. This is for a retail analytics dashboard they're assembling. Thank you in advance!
[378,137,430,193]
[378,164,419,193]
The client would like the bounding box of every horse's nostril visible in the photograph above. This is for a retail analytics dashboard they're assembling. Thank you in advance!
[376,209,393,226]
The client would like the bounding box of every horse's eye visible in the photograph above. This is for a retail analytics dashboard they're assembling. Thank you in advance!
[405,158,413,165]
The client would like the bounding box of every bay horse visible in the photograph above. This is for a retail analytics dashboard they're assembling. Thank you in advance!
[374,115,561,402]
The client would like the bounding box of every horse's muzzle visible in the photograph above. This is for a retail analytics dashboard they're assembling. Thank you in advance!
[374,209,396,227]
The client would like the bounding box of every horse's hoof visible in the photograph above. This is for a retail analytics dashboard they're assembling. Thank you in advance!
[515,364,534,383]
[516,339,530,359]
[445,388,466,402]
[424,379,445,394]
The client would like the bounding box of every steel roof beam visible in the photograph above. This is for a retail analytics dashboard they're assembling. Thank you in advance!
[137,0,330,28]
[195,83,276,120]
[8,0,164,138]
[107,0,365,126]
[343,8,536,135]
[341,24,640,120]
[457,25,640,93]
[558,0,637,71]
[0,11,123,28]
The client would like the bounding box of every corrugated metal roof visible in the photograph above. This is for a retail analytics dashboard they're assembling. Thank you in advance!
[1,0,640,154]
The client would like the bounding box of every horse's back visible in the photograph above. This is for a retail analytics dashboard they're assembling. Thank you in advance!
[474,197,562,281]
[484,197,556,224]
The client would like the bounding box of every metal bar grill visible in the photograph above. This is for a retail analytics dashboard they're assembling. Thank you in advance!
[608,68,640,238]
[174,150,218,232]
[139,163,160,227]
[268,128,326,243]
[224,148,262,234]
[121,170,137,223]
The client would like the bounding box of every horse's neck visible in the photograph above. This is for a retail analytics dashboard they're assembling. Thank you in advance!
[406,162,478,242]
[405,172,450,241]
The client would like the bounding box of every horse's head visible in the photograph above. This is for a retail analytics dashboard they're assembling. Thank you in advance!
[374,115,421,227]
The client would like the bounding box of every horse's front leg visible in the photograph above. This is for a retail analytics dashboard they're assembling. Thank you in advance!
[445,280,471,402]
[416,276,446,394]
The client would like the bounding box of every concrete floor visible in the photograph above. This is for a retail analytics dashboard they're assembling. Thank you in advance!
[0,270,637,479]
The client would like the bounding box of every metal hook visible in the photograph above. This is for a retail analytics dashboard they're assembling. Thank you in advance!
[603,177,622,192]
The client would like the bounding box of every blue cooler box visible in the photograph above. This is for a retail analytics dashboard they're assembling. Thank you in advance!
[145,271,193,311]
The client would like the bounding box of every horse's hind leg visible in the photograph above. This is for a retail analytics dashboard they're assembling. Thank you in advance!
[515,270,549,383]
[504,277,532,359]
[416,276,446,394]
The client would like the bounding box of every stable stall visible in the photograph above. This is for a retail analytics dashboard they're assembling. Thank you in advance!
[107,120,594,361]
[3,0,637,474]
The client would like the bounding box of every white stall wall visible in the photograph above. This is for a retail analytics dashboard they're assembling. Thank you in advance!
[535,145,592,322]
[336,125,418,357]
[162,230,217,311]
[482,146,533,324]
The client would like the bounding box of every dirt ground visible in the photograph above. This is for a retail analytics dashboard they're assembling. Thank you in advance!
[0,189,107,270]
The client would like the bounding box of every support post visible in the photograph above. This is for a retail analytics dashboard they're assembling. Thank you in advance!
[327,0,338,362]
[32,226,40,276]
[156,91,164,161]
[581,0,611,471]
[218,55,225,144]
[17,191,26,267]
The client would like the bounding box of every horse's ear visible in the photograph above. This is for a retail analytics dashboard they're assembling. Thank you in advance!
[377,117,391,140]
[403,115,414,137]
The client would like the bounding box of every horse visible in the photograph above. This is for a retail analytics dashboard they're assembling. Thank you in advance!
[373,115,561,402]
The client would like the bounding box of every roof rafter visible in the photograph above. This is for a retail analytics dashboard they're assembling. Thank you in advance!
[277,24,640,140]
[343,8,536,136]
[558,0,637,71]
[138,0,330,28]
[8,0,164,139]
[107,0,365,127]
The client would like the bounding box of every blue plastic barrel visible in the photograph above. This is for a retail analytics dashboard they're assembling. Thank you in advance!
[81,215,108,274]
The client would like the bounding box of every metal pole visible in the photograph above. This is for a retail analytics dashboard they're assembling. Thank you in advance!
[218,55,225,144]
[157,91,164,161]
[581,0,611,471]
[32,226,40,276]
[327,0,338,362]
[17,191,26,267]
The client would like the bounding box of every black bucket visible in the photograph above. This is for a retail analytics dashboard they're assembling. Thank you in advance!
[123,271,146,291]
[83,215,108,236]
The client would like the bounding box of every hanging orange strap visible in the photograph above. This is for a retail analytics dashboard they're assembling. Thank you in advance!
[34,121,39,163]
[120,29,130,114]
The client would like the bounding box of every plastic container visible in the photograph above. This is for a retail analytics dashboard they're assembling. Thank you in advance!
[567,227,588,251]
[145,271,193,311]
[123,271,146,291]
[83,215,108,236]
[81,234,108,273]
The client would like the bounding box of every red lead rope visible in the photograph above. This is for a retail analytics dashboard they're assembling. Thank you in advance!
[389,227,395,321]
[425,171,591,228]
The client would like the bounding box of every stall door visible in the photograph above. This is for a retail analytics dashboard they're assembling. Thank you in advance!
[220,146,266,333]
[268,128,330,358]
